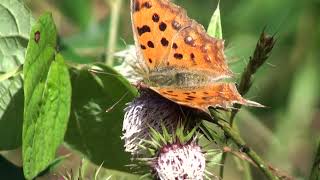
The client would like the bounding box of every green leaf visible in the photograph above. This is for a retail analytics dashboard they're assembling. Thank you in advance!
[207,2,223,39]
[65,63,137,172]
[0,0,34,150]
[23,13,72,179]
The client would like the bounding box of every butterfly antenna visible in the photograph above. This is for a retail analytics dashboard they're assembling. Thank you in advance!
[106,91,130,112]
[119,37,128,48]
[88,68,123,78]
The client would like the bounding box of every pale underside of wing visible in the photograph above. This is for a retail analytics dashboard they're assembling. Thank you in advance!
[150,83,262,114]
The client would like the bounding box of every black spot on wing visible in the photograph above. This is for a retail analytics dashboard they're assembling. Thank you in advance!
[161,38,169,46]
[190,53,195,60]
[137,25,151,36]
[172,43,178,49]
[152,13,160,22]
[142,1,152,8]
[140,44,146,49]
[132,0,140,12]
[147,41,154,48]
[159,22,167,31]
[174,53,183,59]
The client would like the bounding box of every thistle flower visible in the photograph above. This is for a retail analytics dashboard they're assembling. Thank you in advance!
[122,90,182,155]
[153,140,206,180]
[134,124,220,180]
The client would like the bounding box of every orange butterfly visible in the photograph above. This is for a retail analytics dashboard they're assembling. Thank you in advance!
[130,0,262,114]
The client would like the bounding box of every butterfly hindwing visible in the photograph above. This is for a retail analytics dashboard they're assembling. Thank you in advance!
[150,83,262,114]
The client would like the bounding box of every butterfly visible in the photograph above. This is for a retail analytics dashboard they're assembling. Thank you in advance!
[130,0,262,115]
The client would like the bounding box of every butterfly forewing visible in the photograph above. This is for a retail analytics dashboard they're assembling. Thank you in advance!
[131,0,192,69]
[164,23,232,78]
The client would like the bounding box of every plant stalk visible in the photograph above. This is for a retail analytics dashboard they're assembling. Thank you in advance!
[105,0,123,66]
[230,30,275,125]
[215,119,278,180]
[219,30,276,179]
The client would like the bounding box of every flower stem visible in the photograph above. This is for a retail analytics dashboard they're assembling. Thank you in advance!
[214,118,278,180]
[219,30,276,179]
[105,0,123,66]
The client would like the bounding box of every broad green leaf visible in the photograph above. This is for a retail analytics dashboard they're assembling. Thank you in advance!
[207,2,222,39]
[65,63,137,172]
[0,0,34,150]
[23,13,72,179]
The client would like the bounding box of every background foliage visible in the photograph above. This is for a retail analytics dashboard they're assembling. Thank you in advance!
[0,0,319,179]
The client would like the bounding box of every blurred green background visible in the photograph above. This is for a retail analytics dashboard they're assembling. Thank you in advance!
[2,0,320,179]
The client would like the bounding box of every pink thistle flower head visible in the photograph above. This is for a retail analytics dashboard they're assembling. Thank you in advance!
[122,90,181,155]
[154,141,206,180]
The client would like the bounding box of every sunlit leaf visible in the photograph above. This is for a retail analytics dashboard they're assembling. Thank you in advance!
[23,13,71,179]
[0,0,34,150]
[207,2,222,39]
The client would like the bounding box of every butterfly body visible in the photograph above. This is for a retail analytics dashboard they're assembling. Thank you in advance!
[130,0,262,114]
[147,67,216,88]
